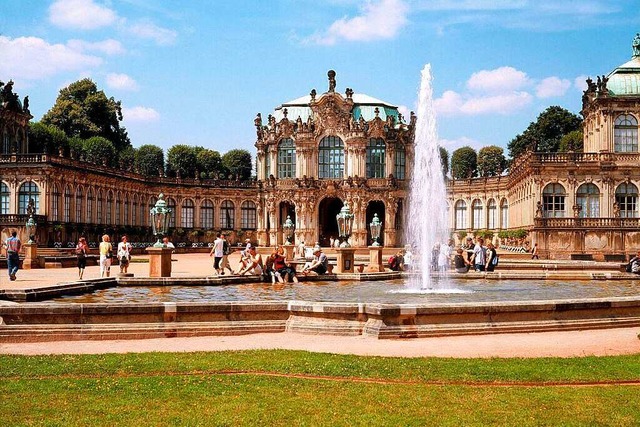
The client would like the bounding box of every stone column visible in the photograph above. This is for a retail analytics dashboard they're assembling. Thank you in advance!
[22,243,40,269]
[365,246,385,272]
[146,247,173,277]
[334,247,355,273]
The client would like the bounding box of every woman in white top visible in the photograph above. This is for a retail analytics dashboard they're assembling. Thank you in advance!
[117,235,132,274]
[99,234,113,277]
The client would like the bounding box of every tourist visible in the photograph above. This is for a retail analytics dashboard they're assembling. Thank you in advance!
[470,237,486,272]
[209,233,224,275]
[235,239,253,273]
[333,237,340,248]
[263,251,278,283]
[464,237,474,263]
[237,246,263,276]
[389,251,404,271]
[117,235,132,274]
[431,243,440,271]
[99,234,113,278]
[531,243,539,260]
[273,245,298,283]
[453,248,470,273]
[628,251,640,274]
[302,247,328,275]
[296,240,306,258]
[438,242,451,272]
[4,230,21,281]
[75,237,89,280]
[403,246,413,271]
[485,242,498,272]
[219,234,233,275]
[162,236,175,249]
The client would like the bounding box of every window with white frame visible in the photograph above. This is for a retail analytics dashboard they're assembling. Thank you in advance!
[542,183,566,218]
[318,136,344,179]
[220,200,234,229]
[0,182,9,214]
[616,183,638,218]
[241,201,257,229]
[181,199,195,228]
[277,138,296,178]
[454,200,467,229]
[471,199,484,229]
[614,114,638,152]
[487,199,497,229]
[200,199,214,229]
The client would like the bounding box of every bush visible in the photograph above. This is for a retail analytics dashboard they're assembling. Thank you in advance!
[84,136,116,166]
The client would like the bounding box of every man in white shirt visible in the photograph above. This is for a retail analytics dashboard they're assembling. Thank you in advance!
[470,237,486,272]
[209,233,225,275]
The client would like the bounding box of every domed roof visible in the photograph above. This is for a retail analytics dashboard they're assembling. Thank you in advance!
[606,34,640,96]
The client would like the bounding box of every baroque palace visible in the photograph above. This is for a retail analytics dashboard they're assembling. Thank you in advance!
[1,35,639,259]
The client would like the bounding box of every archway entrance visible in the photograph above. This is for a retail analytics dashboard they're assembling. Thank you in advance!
[279,201,295,244]
[318,197,343,246]
[366,201,385,246]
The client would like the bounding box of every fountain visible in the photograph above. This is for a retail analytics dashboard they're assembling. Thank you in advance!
[405,64,450,289]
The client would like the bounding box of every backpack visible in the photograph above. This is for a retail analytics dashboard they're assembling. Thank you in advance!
[491,253,499,266]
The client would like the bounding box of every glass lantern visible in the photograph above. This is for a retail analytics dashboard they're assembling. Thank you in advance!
[283,215,295,244]
[336,203,354,248]
[369,213,382,246]
[150,193,172,247]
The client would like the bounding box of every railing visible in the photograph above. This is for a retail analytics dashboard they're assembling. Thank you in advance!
[0,154,48,163]
[0,214,48,225]
[534,217,640,229]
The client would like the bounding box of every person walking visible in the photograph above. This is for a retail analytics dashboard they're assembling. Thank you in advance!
[4,230,21,281]
[99,234,113,278]
[218,234,233,275]
[75,237,89,280]
[117,235,132,274]
[209,233,224,275]
[531,243,540,260]
[470,237,487,272]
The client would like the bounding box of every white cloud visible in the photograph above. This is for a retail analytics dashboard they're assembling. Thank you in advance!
[574,75,589,92]
[129,21,178,45]
[535,76,571,98]
[467,67,530,93]
[0,36,102,80]
[106,73,139,91]
[439,136,485,152]
[49,0,118,30]
[122,106,160,122]
[434,90,463,115]
[307,0,408,45]
[460,92,532,114]
[67,39,125,55]
[397,105,411,122]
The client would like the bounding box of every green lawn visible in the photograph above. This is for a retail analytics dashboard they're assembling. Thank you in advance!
[2,351,640,426]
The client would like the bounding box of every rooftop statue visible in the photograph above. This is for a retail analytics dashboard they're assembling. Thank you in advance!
[633,33,640,57]
[327,70,336,93]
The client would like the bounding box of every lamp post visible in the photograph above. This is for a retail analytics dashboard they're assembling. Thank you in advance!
[336,203,354,248]
[22,213,39,269]
[369,213,382,247]
[150,193,172,247]
[283,215,295,244]
[25,214,37,244]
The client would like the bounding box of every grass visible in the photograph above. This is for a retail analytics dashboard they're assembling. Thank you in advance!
[2,351,640,426]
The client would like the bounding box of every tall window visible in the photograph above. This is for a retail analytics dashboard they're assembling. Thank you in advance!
[200,199,214,229]
[366,138,386,178]
[471,199,484,229]
[576,183,600,218]
[51,184,60,221]
[395,144,406,180]
[115,193,121,224]
[614,114,638,152]
[265,150,271,177]
[487,199,497,229]
[277,138,296,178]
[63,186,72,222]
[0,182,9,214]
[86,188,93,223]
[18,182,40,214]
[123,194,130,225]
[105,191,113,224]
[132,196,137,226]
[318,136,344,179]
[167,198,176,228]
[454,200,467,229]
[181,199,195,228]
[500,199,509,229]
[97,190,103,223]
[220,200,234,229]
[75,187,83,223]
[543,183,566,218]
[616,183,638,218]
[241,201,257,229]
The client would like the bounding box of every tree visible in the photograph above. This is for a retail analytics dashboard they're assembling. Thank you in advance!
[118,146,137,171]
[84,136,116,166]
[507,106,582,159]
[196,148,223,178]
[135,144,164,177]
[167,144,197,178]
[68,136,85,159]
[477,146,507,177]
[28,122,68,154]
[451,146,477,179]
[41,78,131,151]
[438,146,449,177]
[222,149,253,179]
[558,130,584,152]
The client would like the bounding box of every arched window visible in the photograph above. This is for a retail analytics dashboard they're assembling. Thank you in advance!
[0,182,9,214]
[86,188,93,223]
[63,186,72,222]
[576,183,600,218]
[487,199,497,229]
[471,199,484,229]
[105,191,113,224]
[614,114,638,152]
[132,196,138,226]
[220,200,234,229]
[454,200,467,229]
[75,187,83,223]
[200,199,214,229]
[51,184,60,221]
[543,183,566,218]
[241,201,257,229]
[97,190,103,223]
[318,136,344,179]
[616,183,638,218]
[181,199,195,228]
[277,138,296,178]
[395,143,406,180]
[18,181,40,214]
[366,138,386,178]
[500,199,509,229]
[123,194,130,225]
[115,192,122,224]
[167,198,176,228]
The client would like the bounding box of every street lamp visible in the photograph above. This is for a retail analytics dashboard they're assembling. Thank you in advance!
[25,215,37,244]
[283,215,295,244]
[150,193,172,247]
[336,203,354,248]
[369,213,382,246]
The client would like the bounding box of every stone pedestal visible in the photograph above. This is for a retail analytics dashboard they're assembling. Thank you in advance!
[335,247,356,274]
[146,247,173,278]
[283,244,295,261]
[22,243,40,269]
[365,246,385,273]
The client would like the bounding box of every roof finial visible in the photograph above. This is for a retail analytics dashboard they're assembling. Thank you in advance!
[327,70,336,93]
[633,33,640,58]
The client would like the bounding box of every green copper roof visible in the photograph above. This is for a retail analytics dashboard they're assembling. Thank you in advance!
[607,56,640,96]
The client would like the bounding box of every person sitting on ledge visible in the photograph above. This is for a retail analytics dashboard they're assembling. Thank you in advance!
[237,246,263,276]
[628,251,640,274]
[454,248,470,273]
[302,247,328,275]
[162,237,175,249]
[273,245,298,283]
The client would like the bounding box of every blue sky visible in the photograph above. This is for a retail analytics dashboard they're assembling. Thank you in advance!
[1,0,639,157]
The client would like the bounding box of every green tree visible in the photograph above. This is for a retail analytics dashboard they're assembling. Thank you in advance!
[118,146,137,171]
[451,146,477,179]
[28,122,68,154]
[68,136,85,159]
[477,145,507,177]
[507,106,582,159]
[41,78,130,151]
[438,146,449,177]
[167,144,197,178]
[196,148,223,177]
[84,136,116,166]
[135,144,164,177]
[222,149,253,179]
[558,130,584,152]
